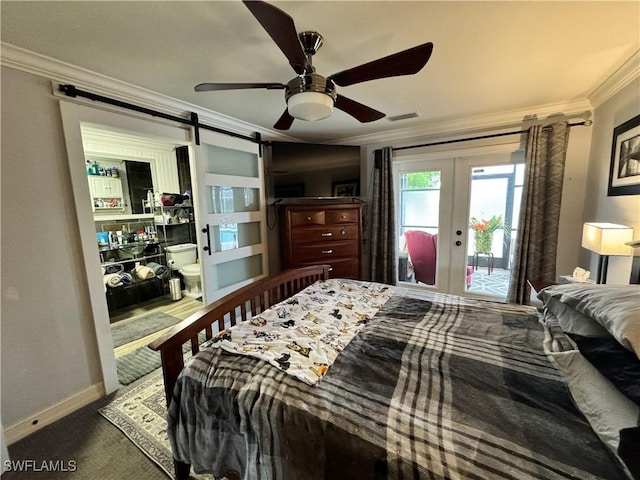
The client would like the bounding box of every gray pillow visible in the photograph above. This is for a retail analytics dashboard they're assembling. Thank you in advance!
[541,284,640,359]
[543,295,611,337]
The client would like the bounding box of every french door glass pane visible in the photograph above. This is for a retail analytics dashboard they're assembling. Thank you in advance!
[466,164,522,299]
[399,171,441,233]
[398,170,442,285]
[467,177,508,257]
[204,144,259,177]
[402,190,440,228]
[513,186,523,229]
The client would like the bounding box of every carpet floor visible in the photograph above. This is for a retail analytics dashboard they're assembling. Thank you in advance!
[100,372,177,477]
[100,371,213,479]
[4,373,171,480]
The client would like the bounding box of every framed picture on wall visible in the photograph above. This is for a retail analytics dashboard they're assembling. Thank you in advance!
[332,180,360,197]
[608,114,640,196]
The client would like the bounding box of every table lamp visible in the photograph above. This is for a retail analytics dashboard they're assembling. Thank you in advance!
[581,222,633,284]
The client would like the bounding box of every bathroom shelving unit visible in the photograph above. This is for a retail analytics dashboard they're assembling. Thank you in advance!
[100,242,168,313]
[142,201,196,249]
[100,202,197,314]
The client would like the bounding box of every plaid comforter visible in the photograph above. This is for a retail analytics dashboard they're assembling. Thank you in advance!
[167,283,627,480]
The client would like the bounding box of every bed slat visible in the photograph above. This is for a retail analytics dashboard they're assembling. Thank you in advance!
[149,265,330,407]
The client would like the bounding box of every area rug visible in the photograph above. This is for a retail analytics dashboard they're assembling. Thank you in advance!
[100,371,214,480]
[111,312,181,348]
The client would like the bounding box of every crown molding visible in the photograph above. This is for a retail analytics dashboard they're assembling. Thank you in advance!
[2,42,602,148]
[0,42,298,143]
[587,49,640,109]
[336,98,593,147]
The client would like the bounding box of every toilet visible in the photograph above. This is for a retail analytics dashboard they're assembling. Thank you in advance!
[165,243,202,298]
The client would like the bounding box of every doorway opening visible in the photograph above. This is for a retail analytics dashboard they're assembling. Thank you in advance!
[395,146,524,301]
[81,125,203,385]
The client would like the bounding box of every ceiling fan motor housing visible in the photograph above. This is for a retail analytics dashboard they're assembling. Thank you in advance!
[285,73,337,121]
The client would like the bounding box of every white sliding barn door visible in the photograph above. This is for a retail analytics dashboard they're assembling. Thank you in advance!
[192,130,268,305]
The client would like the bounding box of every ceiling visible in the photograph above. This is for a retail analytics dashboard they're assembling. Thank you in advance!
[1,1,639,144]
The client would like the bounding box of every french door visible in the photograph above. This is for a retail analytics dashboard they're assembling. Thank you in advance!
[192,130,268,305]
[394,145,524,300]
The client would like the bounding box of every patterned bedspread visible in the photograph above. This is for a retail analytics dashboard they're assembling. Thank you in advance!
[167,282,628,480]
[209,279,393,386]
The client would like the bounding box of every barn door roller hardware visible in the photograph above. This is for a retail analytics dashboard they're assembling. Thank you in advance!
[58,84,264,146]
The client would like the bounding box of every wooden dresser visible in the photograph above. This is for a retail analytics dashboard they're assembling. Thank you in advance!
[280,203,363,279]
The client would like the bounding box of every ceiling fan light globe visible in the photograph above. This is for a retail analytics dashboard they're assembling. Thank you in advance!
[287,91,334,121]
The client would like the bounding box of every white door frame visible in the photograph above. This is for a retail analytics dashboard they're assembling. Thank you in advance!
[393,142,522,297]
[59,101,192,393]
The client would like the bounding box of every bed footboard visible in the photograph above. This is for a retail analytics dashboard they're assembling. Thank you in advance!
[148,265,330,406]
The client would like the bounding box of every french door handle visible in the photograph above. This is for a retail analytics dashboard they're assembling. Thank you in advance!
[202,226,212,255]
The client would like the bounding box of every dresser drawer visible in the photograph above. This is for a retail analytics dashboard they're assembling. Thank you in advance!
[325,209,359,224]
[291,258,359,279]
[326,258,360,279]
[289,210,325,227]
[290,240,358,263]
[290,225,359,245]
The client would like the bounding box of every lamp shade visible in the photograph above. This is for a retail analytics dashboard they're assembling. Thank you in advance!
[581,222,633,256]
[287,91,334,121]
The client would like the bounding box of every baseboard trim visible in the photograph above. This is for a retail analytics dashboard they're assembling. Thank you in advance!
[4,382,105,445]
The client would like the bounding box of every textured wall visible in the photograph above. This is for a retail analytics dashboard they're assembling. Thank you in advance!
[582,79,640,284]
[1,67,102,427]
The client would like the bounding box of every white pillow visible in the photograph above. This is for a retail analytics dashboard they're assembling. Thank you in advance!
[542,284,640,359]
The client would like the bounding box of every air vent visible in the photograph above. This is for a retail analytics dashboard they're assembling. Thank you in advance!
[387,111,420,122]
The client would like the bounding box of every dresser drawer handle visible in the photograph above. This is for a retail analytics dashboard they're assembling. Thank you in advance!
[307,216,312,221]
[321,232,333,237]
[328,267,333,272]
[321,249,333,254]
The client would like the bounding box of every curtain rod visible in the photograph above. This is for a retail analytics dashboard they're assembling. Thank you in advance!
[392,120,592,152]
[58,84,262,146]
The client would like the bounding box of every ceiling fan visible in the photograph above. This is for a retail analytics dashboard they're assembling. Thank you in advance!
[195,0,434,131]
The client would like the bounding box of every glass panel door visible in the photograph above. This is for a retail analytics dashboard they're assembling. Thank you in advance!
[464,163,524,298]
[192,130,267,305]
[453,151,525,300]
[394,158,454,292]
[395,147,523,300]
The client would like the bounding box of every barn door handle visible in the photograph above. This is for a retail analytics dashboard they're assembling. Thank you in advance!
[202,226,212,255]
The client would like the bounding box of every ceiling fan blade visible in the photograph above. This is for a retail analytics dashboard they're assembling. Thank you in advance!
[195,82,285,92]
[242,0,311,74]
[329,42,434,87]
[273,109,295,130]
[335,94,385,123]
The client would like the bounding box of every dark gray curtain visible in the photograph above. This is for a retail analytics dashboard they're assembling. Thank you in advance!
[507,122,570,304]
[369,147,397,285]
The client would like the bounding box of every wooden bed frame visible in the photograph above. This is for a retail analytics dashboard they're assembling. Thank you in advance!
[148,264,329,480]
[148,264,330,405]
